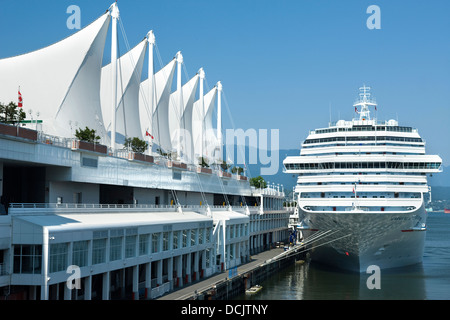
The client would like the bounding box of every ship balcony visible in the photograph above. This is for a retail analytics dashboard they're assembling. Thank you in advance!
[298,196,423,211]
[295,184,429,194]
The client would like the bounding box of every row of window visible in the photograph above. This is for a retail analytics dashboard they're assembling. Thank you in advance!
[13,228,213,274]
[304,136,423,145]
[314,125,414,134]
[285,162,441,171]
[300,192,421,198]
[298,181,426,186]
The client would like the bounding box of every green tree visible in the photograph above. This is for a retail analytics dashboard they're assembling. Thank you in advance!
[0,102,26,124]
[199,156,209,168]
[220,160,231,171]
[231,166,244,175]
[250,176,267,189]
[124,137,148,153]
[75,127,100,143]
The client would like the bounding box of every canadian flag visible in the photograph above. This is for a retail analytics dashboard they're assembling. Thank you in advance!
[18,88,23,108]
[145,130,154,139]
[354,106,358,113]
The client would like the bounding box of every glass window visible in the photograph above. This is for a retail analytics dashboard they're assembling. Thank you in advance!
[49,243,68,273]
[198,229,204,245]
[152,233,160,253]
[13,245,42,274]
[191,229,197,246]
[139,234,149,256]
[92,238,106,264]
[72,241,88,267]
[163,232,170,251]
[125,235,136,258]
[173,231,179,249]
[182,230,188,247]
[109,237,122,261]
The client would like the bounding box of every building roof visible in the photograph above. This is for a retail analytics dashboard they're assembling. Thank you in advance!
[13,210,213,233]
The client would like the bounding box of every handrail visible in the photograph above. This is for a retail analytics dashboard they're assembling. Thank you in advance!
[8,202,259,212]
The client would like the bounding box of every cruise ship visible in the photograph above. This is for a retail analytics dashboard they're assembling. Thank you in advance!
[0,3,291,300]
[283,86,442,272]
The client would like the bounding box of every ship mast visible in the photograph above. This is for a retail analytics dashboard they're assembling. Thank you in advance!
[353,85,377,121]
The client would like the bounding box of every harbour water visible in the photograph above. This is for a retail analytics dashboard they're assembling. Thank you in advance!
[237,212,450,300]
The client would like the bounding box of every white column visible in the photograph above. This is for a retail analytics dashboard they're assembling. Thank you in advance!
[186,253,191,283]
[102,271,110,300]
[41,227,49,300]
[168,257,173,289]
[132,265,139,300]
[84,276,92,300]
[176,255,183,287]
[145,262,151,298]
[222,219,227,270]
[157,260,162,285]
[193,251,199,280]
[110,2,120,152]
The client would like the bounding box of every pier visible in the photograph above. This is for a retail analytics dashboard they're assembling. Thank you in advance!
[159,243,306,300]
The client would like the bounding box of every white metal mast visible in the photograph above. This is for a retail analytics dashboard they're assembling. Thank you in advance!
[353,85,377,121]
[147,30,155,154]
[198,67,205,162]
[176,51,184,159]
[109,2,120,151]
[216,81,223,162]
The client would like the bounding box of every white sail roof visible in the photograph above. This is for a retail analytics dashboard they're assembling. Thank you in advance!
[169,74,199,162]
[100,37,147,144]
[192,86,217,160]
[139,59,176,153]
[0,12,111,140]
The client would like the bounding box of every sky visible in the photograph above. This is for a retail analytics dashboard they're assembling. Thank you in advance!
[1,0,449,166]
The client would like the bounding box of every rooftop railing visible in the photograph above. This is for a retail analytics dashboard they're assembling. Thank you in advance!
[8,203,260,215]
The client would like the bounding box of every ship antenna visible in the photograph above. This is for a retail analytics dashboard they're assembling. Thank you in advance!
[353,85,377,121]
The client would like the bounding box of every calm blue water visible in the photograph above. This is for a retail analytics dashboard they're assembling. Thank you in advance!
[238,212,450,300]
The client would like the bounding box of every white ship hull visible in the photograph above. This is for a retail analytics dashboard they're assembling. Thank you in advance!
[299,202,427,272]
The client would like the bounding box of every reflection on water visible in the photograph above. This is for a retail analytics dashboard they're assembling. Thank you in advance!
[236,213,450,300]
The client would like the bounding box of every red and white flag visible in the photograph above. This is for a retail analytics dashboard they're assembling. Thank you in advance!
[145,130,154,139]
[18,88,23,108]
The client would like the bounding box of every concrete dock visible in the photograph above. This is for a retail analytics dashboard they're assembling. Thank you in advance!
[158,245,305,300]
